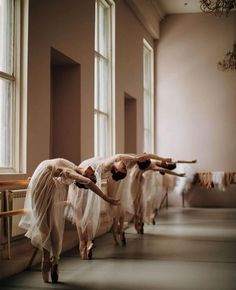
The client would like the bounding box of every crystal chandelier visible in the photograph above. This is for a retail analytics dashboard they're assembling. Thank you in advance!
[218,43,236,70]
[200,0,236,16]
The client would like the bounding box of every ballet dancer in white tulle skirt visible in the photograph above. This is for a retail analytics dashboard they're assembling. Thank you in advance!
[19,158,119,283]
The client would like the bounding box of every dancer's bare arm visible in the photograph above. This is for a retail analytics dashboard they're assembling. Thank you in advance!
[150,166,186,177]
[172,159,197,164]
[136,153,172,162]
[63,169,120,206]
[87,180,120,206]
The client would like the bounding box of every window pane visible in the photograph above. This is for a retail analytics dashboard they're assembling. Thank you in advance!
[99,114,109,157]
[94,112,99,156]
[144,47,151,90]
[144,95,151,130]
[94,56,99,110]
[144,129,152,153]
[0,78,13,167]
[97,0,109,57]
[0,0,14,74]
[98,57,109,113]
[95,0,98,52]
[95,113,109,158]
[95,0,113,158]
[95,56,109,113]
[143,41,153,153]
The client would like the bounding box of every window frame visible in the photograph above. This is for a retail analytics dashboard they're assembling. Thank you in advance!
[143,38,154,153]
[94,0,115,158]
[0,0,28,174]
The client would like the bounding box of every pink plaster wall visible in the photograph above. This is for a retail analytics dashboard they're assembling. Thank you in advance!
[116,0,154,153]
[26,0,153,175]
[157,12,236,207]
[27,0,95,173]
[156,12,236,172]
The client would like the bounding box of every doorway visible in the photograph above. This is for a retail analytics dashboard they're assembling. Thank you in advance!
[50,48,81,163]
[124,93,137,154]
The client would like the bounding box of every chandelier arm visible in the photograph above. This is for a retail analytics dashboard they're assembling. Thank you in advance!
[200,0,236,16]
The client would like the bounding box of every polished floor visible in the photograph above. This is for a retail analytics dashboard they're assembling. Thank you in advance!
[1,207,236,290]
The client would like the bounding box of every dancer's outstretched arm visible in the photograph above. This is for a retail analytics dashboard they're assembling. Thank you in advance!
[136,153,197,164]
[136,153,172,162]
[172,159,197,164]
[150,166,186,177]
[155,159,197,170]
[61,168,120,206]
[87,180,120,206]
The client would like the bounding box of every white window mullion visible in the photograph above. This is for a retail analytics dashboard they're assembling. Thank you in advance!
[94,109,109,117]
[95,51,109,62]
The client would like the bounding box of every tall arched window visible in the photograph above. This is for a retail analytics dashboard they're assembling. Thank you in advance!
[94,0,115,158]
[0,0,28,173]
[143,39,154,153]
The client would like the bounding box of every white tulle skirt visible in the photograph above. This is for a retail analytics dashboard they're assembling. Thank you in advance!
[19,158,77,258]
[142,171,164,224]
[66,157,108,239]
[173,164,196,195]
[107,168,133,220]
[127,165,144,217]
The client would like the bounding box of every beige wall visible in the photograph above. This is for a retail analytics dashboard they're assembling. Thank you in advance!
[156,12,236,172]
[116,0,153,153]
[25,0,153,175]
[27,0,95,174]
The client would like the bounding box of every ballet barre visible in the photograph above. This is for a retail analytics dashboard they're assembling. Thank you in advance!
[0,179,71,261]
[0,179,29,260]
[0,179,30,191]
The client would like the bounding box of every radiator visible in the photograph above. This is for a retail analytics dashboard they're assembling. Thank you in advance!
[10,190,26,237]
[0,192,3,244]
[0,192,2,212]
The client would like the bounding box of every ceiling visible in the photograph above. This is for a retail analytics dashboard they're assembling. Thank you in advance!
[125,0,204,38]
[154,0,203,15]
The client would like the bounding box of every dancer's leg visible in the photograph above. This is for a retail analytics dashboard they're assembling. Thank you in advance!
[41,248,51,283]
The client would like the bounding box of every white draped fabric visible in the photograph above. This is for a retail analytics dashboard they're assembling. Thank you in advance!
[19,158,80,259]
[128,164,144,217]
[211,171,225,191]
[108,167,133,219]
[66,154,138,238]
[173,164,196,195]
[66,157,110,238]
[142,170,164,224]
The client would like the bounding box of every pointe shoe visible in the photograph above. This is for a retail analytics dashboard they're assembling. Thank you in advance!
[51,263,59,283]
[41,260,52,283]
[80,246,87,260]
[134,220,139,233]
[113,237,120,246]
[140,223,144,235]
[79,241,88,260]
[120,232,126,246]
[87,241,94,260]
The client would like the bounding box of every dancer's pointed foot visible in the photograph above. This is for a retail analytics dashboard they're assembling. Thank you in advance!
[87,241,94,260]
[41,260,51,283]
[51,263,59,283]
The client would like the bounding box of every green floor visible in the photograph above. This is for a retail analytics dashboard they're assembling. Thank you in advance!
[1,208,236,290]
